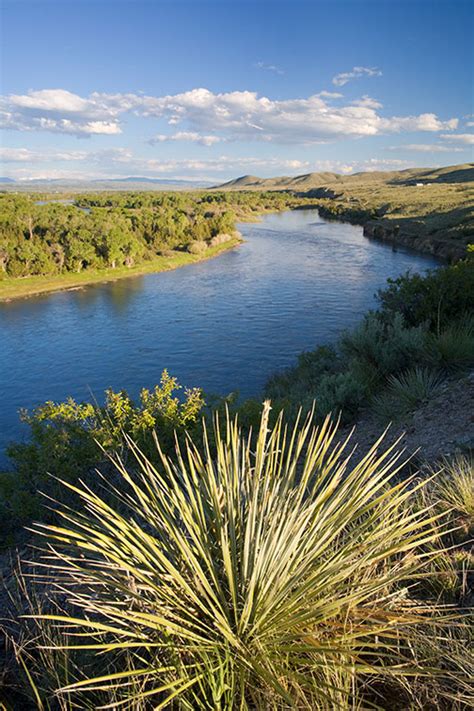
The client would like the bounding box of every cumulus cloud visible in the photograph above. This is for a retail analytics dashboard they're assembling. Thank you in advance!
[132,88,457,143]
[351,95,383,109]
[440,133,474,145]
[351,158,413,172]
[0,86,459,143]
[8,89,92,113]
[379,114,458,133]
[0,88,123,135]
[332,66,382,87]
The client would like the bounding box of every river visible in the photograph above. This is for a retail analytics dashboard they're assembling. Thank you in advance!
[0,209,440,462]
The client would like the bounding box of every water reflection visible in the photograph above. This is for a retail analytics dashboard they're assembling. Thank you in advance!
[71,276,145,314]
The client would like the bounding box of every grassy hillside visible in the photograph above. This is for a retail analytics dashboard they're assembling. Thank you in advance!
[216,163,474,191]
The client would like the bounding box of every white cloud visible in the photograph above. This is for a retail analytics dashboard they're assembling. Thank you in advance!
[0,86,459,144]
[440,133,474,145]
[0,147,311,180]
[388,143,463,153]
[148,131,223,146]
[332,66,382,87]
[351,95,383,109]
[316,91,344,99]
[0,147,88,162]
[132,88,456,143]
[1,88,123,135]
[0,111,122,136]
[2,148,429,182]
[255,61,284,75]
[3,146,422,183]
[8,89,92,113]
[353,158,413,172]
[380,114,458,133]
[103,154,311,175]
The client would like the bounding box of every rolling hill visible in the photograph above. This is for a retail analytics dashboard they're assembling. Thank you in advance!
[215,164,474,192]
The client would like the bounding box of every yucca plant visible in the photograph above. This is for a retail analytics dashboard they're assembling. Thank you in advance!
[430,456,474,533]
[30,404,463,709]
[423,547,473,604]
[373,366,444,422]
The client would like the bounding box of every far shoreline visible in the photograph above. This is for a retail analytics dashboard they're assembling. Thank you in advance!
[0,236,243,303]
[1,194,462,303]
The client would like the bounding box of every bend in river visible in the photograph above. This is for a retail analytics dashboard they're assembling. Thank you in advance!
[0,209,440,462]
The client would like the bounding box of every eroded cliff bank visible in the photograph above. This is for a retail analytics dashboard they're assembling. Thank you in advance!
[362,220,467,261]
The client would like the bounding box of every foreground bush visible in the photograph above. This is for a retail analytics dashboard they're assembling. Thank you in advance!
[376,257,474,331]
[21,404,470,709]
[0,370,204,545]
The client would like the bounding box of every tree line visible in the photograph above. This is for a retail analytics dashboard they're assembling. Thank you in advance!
[0,190,301,278]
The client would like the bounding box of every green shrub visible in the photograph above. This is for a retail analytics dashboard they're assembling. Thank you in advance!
[427,319,474,372]
[3,370,204,540]
[377,258,474,330]
[187,240,208,254]
[341,312,428,379]
[265,255,473,427]
[265,345,339,401]
[27,405,467,709]
[315,369,368,420]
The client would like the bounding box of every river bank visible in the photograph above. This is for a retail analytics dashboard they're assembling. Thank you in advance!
[316,204,468,262]
[0,235,242,302]
[291,202,469,262]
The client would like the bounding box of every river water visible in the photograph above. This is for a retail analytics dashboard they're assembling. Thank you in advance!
[0,209,440,461]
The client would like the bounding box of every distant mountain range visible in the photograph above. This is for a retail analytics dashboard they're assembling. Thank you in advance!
[97,176,214,186]
[214,163,474,192]
[0,176,214,191]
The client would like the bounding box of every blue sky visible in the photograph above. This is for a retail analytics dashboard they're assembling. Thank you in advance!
[1,0,473,181]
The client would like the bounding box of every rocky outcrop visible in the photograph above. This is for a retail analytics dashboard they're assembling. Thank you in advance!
[363,221,467,262]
